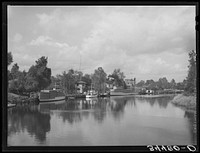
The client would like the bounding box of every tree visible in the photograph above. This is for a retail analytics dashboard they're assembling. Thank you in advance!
[170,79,176,89]
[137,80,145,87]
[8,52,13,66]
[185,50,196,93]
[10,63,20,80]
[25,56,51,91]
[59,69,79,94]
[91,67,107,93]
[82,74,92,91]
[109,68,125,87]
[157,77,170,89]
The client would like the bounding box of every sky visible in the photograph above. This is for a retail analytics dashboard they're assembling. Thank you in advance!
[7,6,196,83]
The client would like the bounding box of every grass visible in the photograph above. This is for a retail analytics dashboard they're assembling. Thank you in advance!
[171,94,196,110]
[8,92,29,103]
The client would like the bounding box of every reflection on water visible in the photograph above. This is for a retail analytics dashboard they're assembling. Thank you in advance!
[8,105,50,144]
[8,96,197,146]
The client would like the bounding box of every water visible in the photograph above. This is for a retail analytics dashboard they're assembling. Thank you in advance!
[7,96,197,146]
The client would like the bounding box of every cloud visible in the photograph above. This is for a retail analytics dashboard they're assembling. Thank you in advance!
[30,35,70,48]
[13,33,23,43]
[8,6,195,82]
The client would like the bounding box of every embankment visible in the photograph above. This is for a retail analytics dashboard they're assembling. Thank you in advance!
[171,94,196,110]
[8,92,39,105]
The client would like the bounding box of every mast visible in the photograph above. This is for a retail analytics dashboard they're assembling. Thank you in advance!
[79,51,82,81]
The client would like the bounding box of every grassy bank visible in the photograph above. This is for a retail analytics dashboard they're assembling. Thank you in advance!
[8,92,38,105]
[171,94,196,110]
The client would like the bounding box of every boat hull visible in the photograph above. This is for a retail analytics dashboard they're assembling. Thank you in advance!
[39,96,66,102]
[8,103,16,108]
[86,95,97,98]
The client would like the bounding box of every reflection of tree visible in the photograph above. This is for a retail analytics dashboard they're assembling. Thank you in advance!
[108,97,127,121]
[8,106,50,143]
[92,98,108,123]
[60,112,82,124]
[38,97,128,125]
[136,96,174,108]
[184,110,197,144]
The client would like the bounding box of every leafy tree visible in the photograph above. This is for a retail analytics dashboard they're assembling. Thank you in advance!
[136,80,145,87]
[59,69,79,94]
[170,79,176,89]
[91,67,107,93]
[157,77,170,89]
[185,50,196,93]
[25,65,39,92]
[25,56,51,91]
[109,68,125,87]
[10,63,20,79]
[8,52,13,66]
[81,74,92,91]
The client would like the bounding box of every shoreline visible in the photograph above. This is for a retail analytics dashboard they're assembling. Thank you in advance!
[8,92,39,105]
[134,94,176,98]
[171,94,196,111]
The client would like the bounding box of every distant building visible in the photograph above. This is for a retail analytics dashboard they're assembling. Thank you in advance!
[75,81,86,94]
[125,78,136,88]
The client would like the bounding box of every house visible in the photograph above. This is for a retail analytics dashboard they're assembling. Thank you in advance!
[125,78,136,89]
[75,81,86,94]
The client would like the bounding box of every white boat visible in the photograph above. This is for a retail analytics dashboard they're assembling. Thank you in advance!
[86,83,98,98]
[8,103,16,108]
[86,90,98,98]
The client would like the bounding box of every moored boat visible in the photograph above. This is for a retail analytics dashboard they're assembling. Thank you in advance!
[86,90,98,98]
[8,103,16,108]
[39,89,65,102]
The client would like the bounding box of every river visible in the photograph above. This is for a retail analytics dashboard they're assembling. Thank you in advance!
[7,95,197,146]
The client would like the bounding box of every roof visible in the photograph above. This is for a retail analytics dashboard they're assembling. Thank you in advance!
[76,81,86,84]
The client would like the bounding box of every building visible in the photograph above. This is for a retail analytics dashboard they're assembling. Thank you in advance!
[125,78,136,88]
[75,81,86,94]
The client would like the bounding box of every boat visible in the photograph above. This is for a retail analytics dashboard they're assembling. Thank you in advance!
[110,88,136,96]
[39,82,66,102]
[86,83,98,98]
[8,103,16,108]
[39,89,66,102]
[86,90,98,98]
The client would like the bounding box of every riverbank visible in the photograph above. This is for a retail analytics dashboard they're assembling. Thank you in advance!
[135,94,176,98]
[171,94,196,110]
[8,92,39,105]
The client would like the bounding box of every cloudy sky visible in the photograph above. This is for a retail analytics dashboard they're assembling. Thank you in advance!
[8,6,196,82]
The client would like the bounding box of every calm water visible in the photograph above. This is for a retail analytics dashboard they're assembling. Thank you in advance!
[7,95,197,146]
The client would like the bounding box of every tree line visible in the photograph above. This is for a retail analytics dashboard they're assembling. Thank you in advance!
[8,54,51,94]
[136,50,196,95]
[7,50,196,95]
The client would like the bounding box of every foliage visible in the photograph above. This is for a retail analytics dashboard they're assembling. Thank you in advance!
[137,80,145,87]
[10,63,20,80]
[91,67,107,93]
[58,69,83,94]
[8,52,13,66]
[25,57,51,92]
[8,70,27,94]
[109,68,125,87]
[8,56,52,93]
[185,50,196,94]
[81,74,92,91]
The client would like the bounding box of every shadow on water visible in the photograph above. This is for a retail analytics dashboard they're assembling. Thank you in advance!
[38,97,129,124]
[8,105,50,143]
[184,110,197,144]
[8,95,196,145]
[135,96,175,108]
